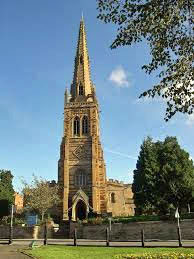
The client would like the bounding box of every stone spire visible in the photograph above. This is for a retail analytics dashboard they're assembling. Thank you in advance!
[70,18,92,100]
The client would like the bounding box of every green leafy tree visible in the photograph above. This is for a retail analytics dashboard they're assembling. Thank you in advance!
[133,137,194,214]
[0,170,14,204]
[156,137,194,212]
[22,175,60,221]
[132,137,160,214]
[97,0,194,120]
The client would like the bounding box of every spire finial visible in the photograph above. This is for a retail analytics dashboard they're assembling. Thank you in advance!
[81,12,84,22]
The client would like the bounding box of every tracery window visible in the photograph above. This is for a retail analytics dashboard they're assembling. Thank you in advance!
[75,171,87,186]
[82,116,88,135]
[74,116,80,136]
[79,83,84,96]
[111,193,115,203]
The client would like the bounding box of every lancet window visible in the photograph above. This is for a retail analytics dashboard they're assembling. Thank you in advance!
[74,116,80,136]
[75,170,87,186]
[82,116,88,135]
[79,83,84,96]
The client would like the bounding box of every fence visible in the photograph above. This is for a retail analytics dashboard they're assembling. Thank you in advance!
[0,222,193,247]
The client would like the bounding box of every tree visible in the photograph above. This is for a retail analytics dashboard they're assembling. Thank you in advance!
[132,137,194,214]
[22,175,60,221]
[97,0,194,121]
[156,137,194,212]
[0,170,14,204]
[132,137,159,214]
[0,170,14,218]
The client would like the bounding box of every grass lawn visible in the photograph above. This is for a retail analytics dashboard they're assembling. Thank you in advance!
[24,246,194,259]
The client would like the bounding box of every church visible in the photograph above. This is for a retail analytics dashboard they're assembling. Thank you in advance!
[57,18,135,221]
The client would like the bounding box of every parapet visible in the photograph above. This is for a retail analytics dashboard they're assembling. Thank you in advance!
[107,179,125,185]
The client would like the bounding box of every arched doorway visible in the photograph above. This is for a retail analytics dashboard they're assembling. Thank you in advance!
[76,200,87,220]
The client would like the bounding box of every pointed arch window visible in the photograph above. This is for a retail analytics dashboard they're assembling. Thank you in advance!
[79,83,84,96]
[82,116,88,135]
[75,170,87,186]
[74,116,80,136]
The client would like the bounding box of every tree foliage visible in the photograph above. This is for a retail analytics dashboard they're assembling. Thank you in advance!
[22,175,60,221]
[132,137,159,213]
[132,137,194,214]
[0,169,14,204]
[97,0,194,120]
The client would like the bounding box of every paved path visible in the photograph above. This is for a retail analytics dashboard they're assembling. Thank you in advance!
[0,244,30,259]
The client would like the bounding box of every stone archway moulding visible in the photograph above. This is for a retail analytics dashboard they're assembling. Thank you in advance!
[71,189,89,221]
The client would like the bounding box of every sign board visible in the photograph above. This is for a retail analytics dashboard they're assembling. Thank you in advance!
[26,215,38,226]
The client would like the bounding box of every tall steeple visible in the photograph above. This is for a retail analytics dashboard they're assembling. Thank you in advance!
[58,18,107,222]
[70,18,93,100]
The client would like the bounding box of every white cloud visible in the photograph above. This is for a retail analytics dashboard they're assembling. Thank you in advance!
[186,114,194,126]
[109,66,130,87]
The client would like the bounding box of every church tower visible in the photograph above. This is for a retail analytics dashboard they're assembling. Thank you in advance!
[58,18,107,221]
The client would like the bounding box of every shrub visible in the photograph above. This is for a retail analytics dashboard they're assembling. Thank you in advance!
[181,212,194,220]
[13,217,26,226]
[104,215,162,224]
[0,216,10,225]
[105,213,194,224]
[87,217,103,225]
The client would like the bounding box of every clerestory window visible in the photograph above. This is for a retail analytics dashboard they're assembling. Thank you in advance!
[74,116,80,136]
[82,116,88,135]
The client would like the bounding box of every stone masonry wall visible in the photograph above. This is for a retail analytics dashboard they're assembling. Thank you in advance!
[107,182,135,217]
[0,226,35,239]
[0,220,193,240]
[0,225,53,239]
[69,220,194,241]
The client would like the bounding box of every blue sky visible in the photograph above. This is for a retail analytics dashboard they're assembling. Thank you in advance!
[0,0,193,191]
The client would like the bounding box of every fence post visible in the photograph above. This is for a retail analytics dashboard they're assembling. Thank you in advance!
[44,222,48,245]
[8,225,13,245]
[141,229,145,247]
[74,228,77,246]
[106,227,110,247]
[177,226,182,247]
[9,204,14,245]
